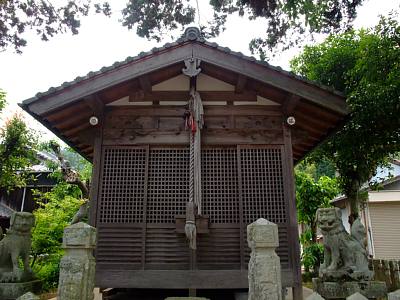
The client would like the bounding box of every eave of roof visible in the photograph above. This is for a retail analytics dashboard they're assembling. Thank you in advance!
[21,27,346,113]
[331,174,400,203]
[20,27,348,162]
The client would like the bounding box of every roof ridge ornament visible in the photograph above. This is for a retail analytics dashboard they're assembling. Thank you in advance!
[182,27,202,41]
[182,58,201,77]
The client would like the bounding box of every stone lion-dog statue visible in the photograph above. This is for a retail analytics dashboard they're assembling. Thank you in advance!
[316,207,373,281]
[0,212,35,283]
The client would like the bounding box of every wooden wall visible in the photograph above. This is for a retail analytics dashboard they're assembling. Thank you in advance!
[93,104,301,290]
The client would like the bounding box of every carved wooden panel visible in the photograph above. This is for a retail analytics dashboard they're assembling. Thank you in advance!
[99,147,146,223]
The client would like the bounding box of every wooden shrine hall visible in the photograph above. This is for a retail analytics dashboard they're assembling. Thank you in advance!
[21,28,348,299]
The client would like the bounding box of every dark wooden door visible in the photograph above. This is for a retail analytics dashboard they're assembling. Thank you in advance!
[95,145,290,272]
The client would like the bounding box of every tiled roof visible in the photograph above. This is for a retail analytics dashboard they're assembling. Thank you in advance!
[22,27,344,105]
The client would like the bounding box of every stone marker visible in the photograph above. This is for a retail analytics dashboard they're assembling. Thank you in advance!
[346,292,368,300]
[57,222,97,300]
[388,289,400,300]
[247,218,282,300]
[306,292,325,300]
[16,292,39,300]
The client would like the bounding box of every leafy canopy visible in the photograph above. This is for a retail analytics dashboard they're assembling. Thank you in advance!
[31,182,83,290]
[296,171,339,231]
[291,14,400,216]
[0,109,38,190]
[295,169,339,275]
[1,0,365,57]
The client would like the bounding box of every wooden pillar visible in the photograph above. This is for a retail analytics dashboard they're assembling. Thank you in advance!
[88,127,103,227]
[283,124,303,300]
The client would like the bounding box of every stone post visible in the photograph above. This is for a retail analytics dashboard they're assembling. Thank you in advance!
[57,222,97,300]
[247,218,282,300]
[388,289,400,300]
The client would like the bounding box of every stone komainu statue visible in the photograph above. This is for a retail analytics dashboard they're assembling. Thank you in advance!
[0,212,35,283]
[316,207,373,281]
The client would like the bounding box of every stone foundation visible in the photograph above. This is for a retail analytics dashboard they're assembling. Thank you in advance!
[312,278,387,299]
[0,280,41,300]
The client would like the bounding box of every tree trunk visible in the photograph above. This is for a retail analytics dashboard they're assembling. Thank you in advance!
[347,179,361,225]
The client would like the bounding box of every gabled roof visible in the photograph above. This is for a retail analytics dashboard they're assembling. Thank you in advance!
[20,27,348,161]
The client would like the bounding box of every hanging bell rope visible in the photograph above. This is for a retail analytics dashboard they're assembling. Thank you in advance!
[184,87,204,250]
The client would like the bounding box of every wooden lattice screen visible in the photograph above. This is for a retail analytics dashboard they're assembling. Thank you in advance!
[96,145,290,270]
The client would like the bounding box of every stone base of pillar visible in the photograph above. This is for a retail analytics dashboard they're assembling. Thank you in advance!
[312,278,387,299]
[0,280,41,300]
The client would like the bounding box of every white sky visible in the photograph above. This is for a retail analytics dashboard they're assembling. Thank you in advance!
[0,0,399,141]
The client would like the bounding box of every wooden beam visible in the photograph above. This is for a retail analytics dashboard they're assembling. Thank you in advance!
[129,90,145,102]
[235,74,247,94]
[128,91,256,102]
[53,112,93,130]
[294,111,335,129]
[107,105,282,117]
[64,123,91,137]
[84,94,105,118]
[283,94,301,115]
[139,74,152,94]
[296,101,341,122]
[43,103,88,122]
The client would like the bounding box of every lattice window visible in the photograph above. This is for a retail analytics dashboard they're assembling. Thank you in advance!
[202,148,239,223]
[99,147,146,223]
[241,148,286,224]
[146,149,189,223]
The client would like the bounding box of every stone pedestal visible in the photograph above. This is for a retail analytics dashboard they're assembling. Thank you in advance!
[388,289,400,300]
[57,222,97,300]
[0,280,41,300]
[16,292,40,300]
[247,218,282,300]
[312,278,387,299]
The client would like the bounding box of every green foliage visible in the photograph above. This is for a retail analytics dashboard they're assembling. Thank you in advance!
[1,0,365,57]
[211,0,363,59]
[300,231,324,277]
[61,147,92,181]
[31,182,83,290]
[121,0,195,42]
[0,89,6,112]
[295,170,339,277]
[0,113,38,191]
[291,14,400,217]
[296,171,339,228]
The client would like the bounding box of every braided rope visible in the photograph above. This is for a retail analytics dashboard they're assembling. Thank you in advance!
[189,129,195,204]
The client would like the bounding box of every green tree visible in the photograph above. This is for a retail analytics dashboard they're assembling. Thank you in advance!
[0,100,38,190]
[295,170,339,276]
[30,143,92,290]
[1,0,366,57]
[291,15,400,222]
[31,182,83,290]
